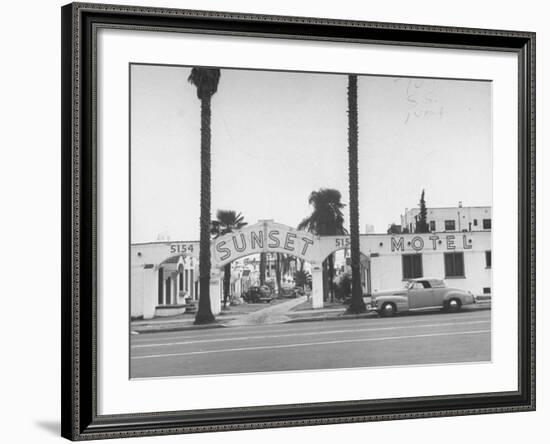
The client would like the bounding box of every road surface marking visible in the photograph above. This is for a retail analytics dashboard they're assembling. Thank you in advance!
[132,312,491,343]
[131,329,490,359]
[131,320,490,348]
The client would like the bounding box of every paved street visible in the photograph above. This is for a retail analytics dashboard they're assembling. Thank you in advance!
[130,309,491,378]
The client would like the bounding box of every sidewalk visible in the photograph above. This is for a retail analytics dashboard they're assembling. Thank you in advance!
[226,295,308,326]
[286,301,492,324]
[131,300,491,334]
[131,296,310,333]
[131,298,300,333]
[131,316,228,334]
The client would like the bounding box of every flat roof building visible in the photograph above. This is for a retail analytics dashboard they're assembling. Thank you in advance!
[400,203,492,234]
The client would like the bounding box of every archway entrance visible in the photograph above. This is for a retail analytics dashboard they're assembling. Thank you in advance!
[211,220,370,310]
[318,248,371,304]
[131,220,369,318]
[210,250,313,309]
[211,220,323,309]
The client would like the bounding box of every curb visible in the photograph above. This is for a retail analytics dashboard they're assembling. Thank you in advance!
[132,304,492,333]
[463,303,492,309]
[132,323,228,335]
[286,312,378,323]
[287,304,492,324]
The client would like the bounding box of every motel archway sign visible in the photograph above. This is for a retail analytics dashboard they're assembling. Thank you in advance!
[212,220,353,268]
[132,220,358,316]
[211,220,352,312]
[132,220,484,318]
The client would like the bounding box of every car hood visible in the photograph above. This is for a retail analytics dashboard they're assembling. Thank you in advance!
[373,288,407,297]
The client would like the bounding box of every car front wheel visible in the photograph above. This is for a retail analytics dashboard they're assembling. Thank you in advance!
[446,298,462,312]
[380,302,396,317]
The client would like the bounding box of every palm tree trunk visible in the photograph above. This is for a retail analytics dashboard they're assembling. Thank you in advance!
[347,74,366,314]
[275,253,282,295]
[195,96,215,324]
[259,253,266,285]
[222,263,231,309]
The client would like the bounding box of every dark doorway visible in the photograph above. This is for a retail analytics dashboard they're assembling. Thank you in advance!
[165,277,171,305]
[157,268,164,305]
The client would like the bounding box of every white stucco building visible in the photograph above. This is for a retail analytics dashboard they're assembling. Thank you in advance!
[400,204,492,234]
[130,215,491,319]
[364,231,492,297]
[130,242,200,319]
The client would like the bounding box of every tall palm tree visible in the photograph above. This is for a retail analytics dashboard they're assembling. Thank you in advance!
[210,210,247,309]
[188,67,221,324]
[298,188,347,301]
[347,74,366,314]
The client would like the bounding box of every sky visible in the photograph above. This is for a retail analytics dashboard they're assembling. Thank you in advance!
[130,65,491,243]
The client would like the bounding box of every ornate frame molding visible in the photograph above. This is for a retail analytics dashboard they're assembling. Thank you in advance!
[61,2,535,440]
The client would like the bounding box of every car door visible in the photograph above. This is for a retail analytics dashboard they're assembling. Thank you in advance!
[407,281,435,308]
[432,285,447,307]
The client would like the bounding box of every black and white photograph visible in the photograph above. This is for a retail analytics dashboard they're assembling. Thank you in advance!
[129,64,492,379]
[1,0,543,442]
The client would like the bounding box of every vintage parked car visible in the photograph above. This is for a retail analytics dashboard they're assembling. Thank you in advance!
[243,285,273,303]
[369,277,476,317]
[279,286,297,298]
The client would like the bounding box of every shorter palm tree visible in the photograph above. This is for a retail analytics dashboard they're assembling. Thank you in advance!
[210,210,247,309]
[298,188,347,301]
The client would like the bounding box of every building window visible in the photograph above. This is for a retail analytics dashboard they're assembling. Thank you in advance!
[485,251,492,268]
[178,265,184,291]
[429,220,436,232]
[190,270,194,297]
[402,254,423,280]
[444,220,456,231]
[444,252,465,278]
[185,269,189,291]
[483,287,491,294]
[473,219,478,226]
[483,218,492,229]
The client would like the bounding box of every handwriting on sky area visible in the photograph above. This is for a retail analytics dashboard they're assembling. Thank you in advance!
[399,79,445,124]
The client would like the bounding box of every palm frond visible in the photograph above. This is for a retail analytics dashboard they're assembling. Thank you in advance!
[300,188,347,236]
[188,67,221,100]
[211,209,248,239]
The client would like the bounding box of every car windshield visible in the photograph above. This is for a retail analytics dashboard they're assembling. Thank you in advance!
[403,281,414,290]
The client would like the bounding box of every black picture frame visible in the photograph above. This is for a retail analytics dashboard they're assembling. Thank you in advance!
[61,2,536,440]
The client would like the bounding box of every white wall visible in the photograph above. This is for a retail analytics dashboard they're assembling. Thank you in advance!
[370,250,491,295]
[359,231,491,294]
[0,1,546,444]
[130,263,145,317]
[402,206,492,233]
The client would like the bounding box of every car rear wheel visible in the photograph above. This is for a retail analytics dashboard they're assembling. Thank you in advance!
[380,302,396,317]
[446,298,462,312]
